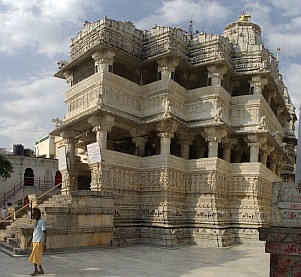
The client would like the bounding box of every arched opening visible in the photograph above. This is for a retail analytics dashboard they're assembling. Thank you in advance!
[24,168,34,186]
[55,171,62,187]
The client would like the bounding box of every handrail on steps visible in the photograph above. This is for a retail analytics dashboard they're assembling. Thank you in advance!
[0,180,67,227]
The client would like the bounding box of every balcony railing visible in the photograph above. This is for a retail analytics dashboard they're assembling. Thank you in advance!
[64,72,284,135]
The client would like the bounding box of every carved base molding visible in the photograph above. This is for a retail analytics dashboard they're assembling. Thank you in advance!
[103,164,274,247]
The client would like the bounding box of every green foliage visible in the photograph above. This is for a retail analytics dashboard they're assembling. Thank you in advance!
[0,154,13,180]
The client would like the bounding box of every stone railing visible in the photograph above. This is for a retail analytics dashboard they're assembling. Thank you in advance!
[102,150,141,168]
[187,86,231,123]
[187,157,229,172]
[230,95,283,134]
[102,73,141,118]
[230,162,280,182]
[64,73,101,121]
[64,72,284,134]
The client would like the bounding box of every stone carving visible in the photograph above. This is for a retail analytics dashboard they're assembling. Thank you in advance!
[162,96,171,117]
[257,115,267,129]
[214,107,223,122]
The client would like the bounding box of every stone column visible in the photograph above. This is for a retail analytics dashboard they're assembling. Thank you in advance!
[249,143,260,162]
[178,133,195,160]
[91,49,115,73]
[207,64,227,87]
[88,115,115,150]
[89,162,102,191]
[244,135,267,163]
[157,58,179,79]
[222,138,238,162]
[201,126,227,158]
[158,132,174,155]
[260,145,274,167]
[60,132,77,195]
[88,115,114,192]
[249,75,268,95]
[132,137,148,157]
[157,121,178,155]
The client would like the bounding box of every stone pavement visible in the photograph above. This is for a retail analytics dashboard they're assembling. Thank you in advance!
[0,242,269,277]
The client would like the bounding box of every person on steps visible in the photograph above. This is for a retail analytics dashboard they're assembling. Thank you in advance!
[27,207,47,276]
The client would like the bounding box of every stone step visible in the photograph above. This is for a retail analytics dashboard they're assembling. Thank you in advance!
[0,241,14,252]
[7,237,19,248]
[0,241,27,256]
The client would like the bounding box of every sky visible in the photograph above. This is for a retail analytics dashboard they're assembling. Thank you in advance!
[0,0,301,151]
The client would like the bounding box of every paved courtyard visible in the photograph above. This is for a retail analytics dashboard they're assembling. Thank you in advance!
[0,242,269,277]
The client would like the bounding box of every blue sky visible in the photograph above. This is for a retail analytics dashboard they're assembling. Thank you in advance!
[0,0,300,150]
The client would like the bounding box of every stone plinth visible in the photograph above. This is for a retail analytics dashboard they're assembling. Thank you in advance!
[17,191,114,251]
[259,182,301,276]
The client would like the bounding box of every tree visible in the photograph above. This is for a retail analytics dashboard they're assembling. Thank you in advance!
[0,154,13,180]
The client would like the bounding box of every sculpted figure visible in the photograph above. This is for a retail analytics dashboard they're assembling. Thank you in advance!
[214,107,223,122]
[257,115,267,129]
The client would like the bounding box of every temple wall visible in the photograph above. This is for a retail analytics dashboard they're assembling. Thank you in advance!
[100,150,279,246]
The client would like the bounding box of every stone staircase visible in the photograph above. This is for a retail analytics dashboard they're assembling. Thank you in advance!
[0,194,72,255]
[0,192,114,254]
[0,215,33,255]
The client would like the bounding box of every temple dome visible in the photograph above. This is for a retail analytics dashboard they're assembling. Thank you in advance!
[222,13,264,49]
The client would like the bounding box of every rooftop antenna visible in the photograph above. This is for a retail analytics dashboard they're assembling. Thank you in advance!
[188,19,193,39]
[276,47,281,62]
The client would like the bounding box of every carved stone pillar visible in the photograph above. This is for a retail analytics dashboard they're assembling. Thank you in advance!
[60,132,77,195]
[91,49,115,73]
[260,145,274,167]
[88,115,115,150]
[89,162,102,191]
[249,75,268,95]
[249,143,260,162]
[157,121,178,155]
[201,126,227,158]
[245,135,267,163]
[207,64,227,87]
[158,132,174,155]
[132,137,148,157]
[178,133,195,160]
[157,58,179,79]
[222,138,238,162]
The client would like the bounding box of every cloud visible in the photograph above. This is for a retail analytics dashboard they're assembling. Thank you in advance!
[135,0,232,31]
[281,63,301,107]
[0,74,66,149]
[0,0,103,56]
[266,0,301,17]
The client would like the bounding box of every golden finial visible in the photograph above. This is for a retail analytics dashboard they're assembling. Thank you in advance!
[238,12,251,22]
